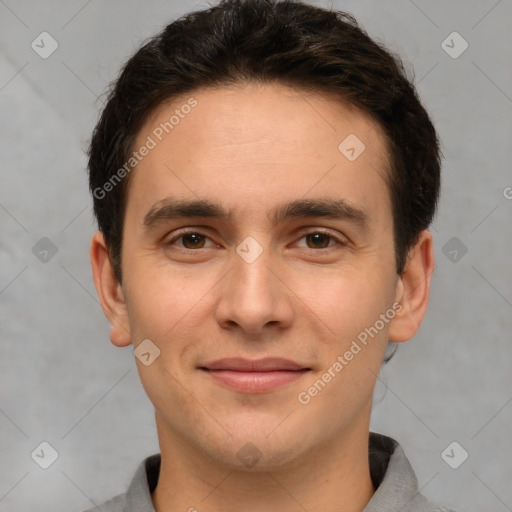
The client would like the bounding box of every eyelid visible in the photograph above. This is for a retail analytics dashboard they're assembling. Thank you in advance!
[294,226,348,241]
[164,228,218,248]
[164,227,348,250]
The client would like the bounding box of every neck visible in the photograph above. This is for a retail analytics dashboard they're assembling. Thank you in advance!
[151,412,375,512]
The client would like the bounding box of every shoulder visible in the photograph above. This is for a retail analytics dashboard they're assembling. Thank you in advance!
[367,432,461,512]
[81,492,127,512]
[401,490,462,512]
[79,453,160,512]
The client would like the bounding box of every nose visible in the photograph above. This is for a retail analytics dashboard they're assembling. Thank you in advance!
[214,243,294,337]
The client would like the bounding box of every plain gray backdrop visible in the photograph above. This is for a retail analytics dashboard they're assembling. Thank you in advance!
[1,1,511,511]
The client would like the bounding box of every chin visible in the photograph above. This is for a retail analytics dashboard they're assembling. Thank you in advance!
[200,418,315,471]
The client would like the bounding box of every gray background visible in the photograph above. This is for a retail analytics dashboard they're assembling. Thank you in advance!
[1,1,511,511]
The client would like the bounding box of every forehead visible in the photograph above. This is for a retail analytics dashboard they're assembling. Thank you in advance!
[127,83,392,224]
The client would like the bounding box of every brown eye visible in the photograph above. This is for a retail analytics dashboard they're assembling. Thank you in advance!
[304,232,332,249]
[180,233,206,249]
[165,231,213,250]
[293,230,347,252]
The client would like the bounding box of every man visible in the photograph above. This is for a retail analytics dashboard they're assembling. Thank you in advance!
[86,0,457,510]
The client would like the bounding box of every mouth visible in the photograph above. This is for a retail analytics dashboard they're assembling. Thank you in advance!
[199,357,311,394]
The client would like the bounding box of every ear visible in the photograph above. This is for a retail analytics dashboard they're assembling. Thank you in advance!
[388,230,435,343]
[90,231,132,347]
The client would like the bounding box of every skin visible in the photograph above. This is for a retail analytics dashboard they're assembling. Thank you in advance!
[90,82,434,512]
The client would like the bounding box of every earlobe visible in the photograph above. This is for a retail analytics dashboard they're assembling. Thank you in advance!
[90,231,132,347]
[388,230,435,343]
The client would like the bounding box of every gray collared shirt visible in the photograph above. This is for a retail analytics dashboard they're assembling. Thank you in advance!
[83,432,459,512]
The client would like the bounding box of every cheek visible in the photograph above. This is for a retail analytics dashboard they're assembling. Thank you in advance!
[123,254,395,343]
[299,273,392,405]
[126,275,203,342]
[294,265,394,346]
[122,258,227,371]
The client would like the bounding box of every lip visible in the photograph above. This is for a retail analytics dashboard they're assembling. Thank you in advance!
[202,357,308,372]
[199,358,311,394]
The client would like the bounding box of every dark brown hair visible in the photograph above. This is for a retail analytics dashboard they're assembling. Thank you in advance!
[87,0,441,284]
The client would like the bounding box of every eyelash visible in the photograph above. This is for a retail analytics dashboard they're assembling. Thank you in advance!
[164,229,347,252]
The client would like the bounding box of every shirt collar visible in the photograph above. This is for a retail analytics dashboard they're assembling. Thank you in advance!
[123,432,428,512]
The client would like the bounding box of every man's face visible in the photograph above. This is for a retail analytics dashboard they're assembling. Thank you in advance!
[119,83,401,467]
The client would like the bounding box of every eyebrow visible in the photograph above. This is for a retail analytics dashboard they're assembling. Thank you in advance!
[143,197,369,230]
